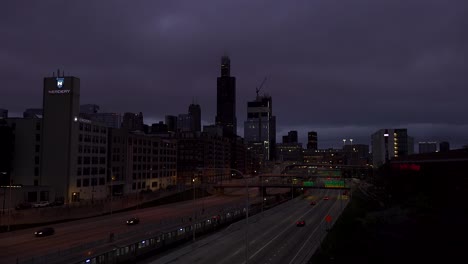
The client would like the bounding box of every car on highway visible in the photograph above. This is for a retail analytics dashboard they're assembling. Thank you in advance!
[323,196,329,200]
[126,217,140,225]
[310,201,317,205]
[296,220,306,227]
[34,227,55,237]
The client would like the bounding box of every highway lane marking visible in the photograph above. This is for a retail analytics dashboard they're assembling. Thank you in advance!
[244,204,318,262]
[288,195,340,264]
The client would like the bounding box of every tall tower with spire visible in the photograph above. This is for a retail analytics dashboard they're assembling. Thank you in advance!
[215,55,237,137]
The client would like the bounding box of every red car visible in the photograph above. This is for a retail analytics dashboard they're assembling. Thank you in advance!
[296,220,306,227]
[310,201,317,205]
[323,196,329,200]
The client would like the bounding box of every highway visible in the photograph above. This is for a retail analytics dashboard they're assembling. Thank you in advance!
[149,189,348,264]
[0,190,267,264]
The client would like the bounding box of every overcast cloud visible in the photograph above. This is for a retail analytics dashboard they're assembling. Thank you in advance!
[1,0,467,148]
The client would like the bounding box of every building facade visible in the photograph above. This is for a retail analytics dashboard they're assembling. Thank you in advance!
[307,131,318,150]
[122,112,144,131]
[244,95,276,162]
[6,118,42,186]
[419,142,438,154]
[165,115,178,132]
[276,143,303,163]
[177,131,231,185]
[188,103,201,132]
[0,119,13,186]
[282,131,298,144]
[371,128,413,168]
[41,74,81,202]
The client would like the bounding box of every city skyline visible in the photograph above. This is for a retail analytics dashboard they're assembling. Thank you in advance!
[1,0,467,148]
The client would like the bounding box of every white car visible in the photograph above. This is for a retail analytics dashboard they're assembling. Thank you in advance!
[32,201,50,208]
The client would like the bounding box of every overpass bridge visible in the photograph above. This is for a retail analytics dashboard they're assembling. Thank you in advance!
[212,179,350,195]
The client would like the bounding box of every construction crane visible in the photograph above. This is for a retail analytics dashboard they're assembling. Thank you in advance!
[256,77,267,98]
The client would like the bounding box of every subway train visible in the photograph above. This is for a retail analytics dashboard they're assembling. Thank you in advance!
[69,204,266,264]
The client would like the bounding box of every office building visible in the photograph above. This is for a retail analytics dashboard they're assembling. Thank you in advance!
[343,144,370,166]
[79,105,122,129]
[215,56,237,137]
[203,124,223,137]
[276,143,303,163]
[231,136,247,174]
[371,128,413,167]
[177,114,193,132]
[303,148,345,165]
[165,115,178,132]
[151,121,168,134]
[282,131,298,144]
[41,72,82,202]
[439,141,450,152]
[307,131,318,150]
[177,131,230,185]
[73,119,109,202]
[109,129,177,194]
[122,112,144,131]
[419,142,438,154]
[87,113,122,128]
[0,109,7,119]
[244,95,276,163]
[5,118,42,186]
[0,119,13,186]
[23,108,43,118]
[80,104,99,114]
[189,103,201,132]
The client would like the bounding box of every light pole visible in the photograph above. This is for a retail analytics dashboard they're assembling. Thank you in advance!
[198,167,249,263]
[110,174,115,215]
[1,172,6,215]
[7,178,12,232]
[192,176,196,242]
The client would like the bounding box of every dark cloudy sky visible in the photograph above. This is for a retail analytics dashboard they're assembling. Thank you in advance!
[1,0,467,149]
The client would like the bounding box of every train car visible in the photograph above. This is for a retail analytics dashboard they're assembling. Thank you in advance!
[72,207,253,264]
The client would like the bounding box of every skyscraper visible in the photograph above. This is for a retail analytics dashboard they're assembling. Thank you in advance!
[307,131,318,150]
[244,94,276,162]
[215,56,236,137]
[188,103,201,132]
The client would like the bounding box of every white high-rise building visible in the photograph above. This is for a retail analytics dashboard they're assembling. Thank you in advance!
[371,128,414,167]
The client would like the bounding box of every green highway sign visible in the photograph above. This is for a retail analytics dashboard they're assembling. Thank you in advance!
[303,181,314,187]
